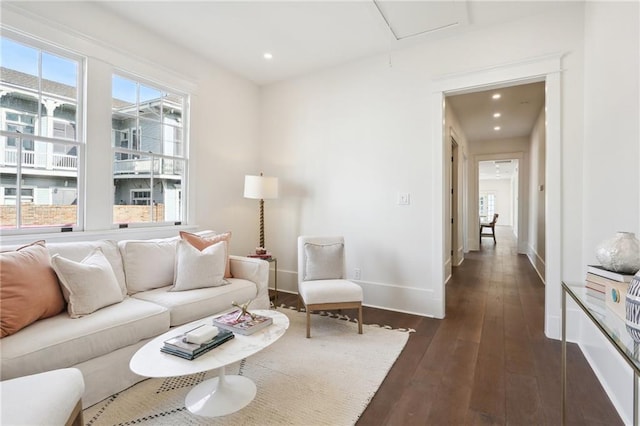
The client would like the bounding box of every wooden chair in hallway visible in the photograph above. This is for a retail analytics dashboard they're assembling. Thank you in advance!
[480,213,499,244]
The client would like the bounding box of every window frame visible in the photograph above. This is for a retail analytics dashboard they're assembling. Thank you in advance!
[111,70,189,228]
[0,30,85,235]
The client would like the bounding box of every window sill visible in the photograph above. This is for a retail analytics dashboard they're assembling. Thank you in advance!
[0,224,199,247]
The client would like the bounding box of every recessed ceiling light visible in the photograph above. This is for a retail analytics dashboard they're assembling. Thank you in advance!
[492,93,501,100]
[494,126,501,131]
[263,52,273,60]
[493,112,501,118]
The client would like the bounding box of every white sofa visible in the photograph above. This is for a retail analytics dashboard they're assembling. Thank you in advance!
[0,231,270,407]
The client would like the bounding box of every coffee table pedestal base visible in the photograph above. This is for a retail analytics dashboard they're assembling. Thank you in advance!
[185,366,256,417]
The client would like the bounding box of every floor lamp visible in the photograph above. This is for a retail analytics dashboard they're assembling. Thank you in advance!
[244,173,279,253]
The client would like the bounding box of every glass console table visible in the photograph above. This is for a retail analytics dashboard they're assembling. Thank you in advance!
[562,282,639,425]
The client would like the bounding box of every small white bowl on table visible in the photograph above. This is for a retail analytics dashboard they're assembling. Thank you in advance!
[130,309,289,417]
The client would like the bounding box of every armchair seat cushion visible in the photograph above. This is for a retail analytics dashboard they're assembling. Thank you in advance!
[1,368,84,426]
[299,279,363,305]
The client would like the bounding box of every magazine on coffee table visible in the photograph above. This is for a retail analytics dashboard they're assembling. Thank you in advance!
[212,309,273,335]
[161,327,234,360]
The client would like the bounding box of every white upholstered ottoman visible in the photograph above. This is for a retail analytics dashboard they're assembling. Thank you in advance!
[0,368,85,426]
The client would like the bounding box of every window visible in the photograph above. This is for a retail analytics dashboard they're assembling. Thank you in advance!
[0,35,82,232]
[112,74,186,225]
[479,192,496,221]
[131,190,151,206]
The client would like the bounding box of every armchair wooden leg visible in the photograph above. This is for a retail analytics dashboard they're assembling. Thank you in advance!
[357,305,363,334]
[306,309,311,338]
[297,295,301,312]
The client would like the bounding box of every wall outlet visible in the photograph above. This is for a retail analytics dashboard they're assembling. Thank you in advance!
[397,192,410,205]
[353,268,361,280]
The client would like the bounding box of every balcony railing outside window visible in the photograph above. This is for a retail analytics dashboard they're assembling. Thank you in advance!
[2,147,78,170]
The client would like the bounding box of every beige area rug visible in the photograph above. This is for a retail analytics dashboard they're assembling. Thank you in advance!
[84,307,411,425]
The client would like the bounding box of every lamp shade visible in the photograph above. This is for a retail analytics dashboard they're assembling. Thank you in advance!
[244,175,279,200]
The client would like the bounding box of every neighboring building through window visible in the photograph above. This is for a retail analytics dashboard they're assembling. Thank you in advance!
[112,74,186,225]
[0,35,82,231]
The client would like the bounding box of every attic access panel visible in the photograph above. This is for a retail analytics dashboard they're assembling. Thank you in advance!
[373,0,468,40]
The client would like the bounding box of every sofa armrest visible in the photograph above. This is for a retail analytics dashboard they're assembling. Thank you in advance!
[229,256,270,309]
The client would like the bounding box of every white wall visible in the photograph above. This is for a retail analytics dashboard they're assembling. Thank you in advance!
[259,4,585,316]
[578,2,640,424]
[0,2,263,256]
[528,107,546,281]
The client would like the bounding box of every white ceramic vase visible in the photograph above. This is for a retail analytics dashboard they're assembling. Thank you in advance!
[595,232,640,274]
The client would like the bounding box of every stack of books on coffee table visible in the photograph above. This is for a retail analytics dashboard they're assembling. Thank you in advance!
[212,309,273,335]
[161,326,234,360]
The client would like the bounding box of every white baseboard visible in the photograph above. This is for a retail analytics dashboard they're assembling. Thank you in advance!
[274,269,440,317]
[526,244,546,284]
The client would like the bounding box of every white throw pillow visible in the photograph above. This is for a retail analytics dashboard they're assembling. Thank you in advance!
[51,248,124,318]
[118,238,178,293]
[171,239,227,291]
[304,242,344,281]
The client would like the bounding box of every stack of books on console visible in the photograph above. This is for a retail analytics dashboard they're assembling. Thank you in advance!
[586,265,635,320]
[161,325,234,360]
[212,309,273,336]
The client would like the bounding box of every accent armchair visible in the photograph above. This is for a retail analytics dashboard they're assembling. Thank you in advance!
[480,213,499,244]
[297,236,363,338]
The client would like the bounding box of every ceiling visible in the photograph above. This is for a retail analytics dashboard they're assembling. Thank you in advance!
[447,81,546,142]
[478,159,518,181]
[94,1,569,85]
[91,1,549,159]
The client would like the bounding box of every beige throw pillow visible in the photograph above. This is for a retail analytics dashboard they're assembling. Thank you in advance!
[304,242,344,281]
[51,248,124,318]
[171,239,227,291]
[179,231,233,278]
[118,238,178,293]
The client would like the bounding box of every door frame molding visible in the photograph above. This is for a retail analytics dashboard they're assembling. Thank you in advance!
[429,53,562,340]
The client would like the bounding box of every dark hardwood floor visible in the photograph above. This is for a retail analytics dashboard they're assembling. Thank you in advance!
[276,227,623,425]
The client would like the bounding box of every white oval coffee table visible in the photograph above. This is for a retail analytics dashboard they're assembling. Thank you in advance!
[130,309,289,417]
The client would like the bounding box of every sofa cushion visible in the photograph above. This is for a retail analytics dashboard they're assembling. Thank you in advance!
[0,298,169,380]
[0,241,66,338]
[46,240,127,298]
[171,240,227,291]
[51,248,124,318]
[180,231,232,278]
[132,278,257,326]
[118,237,178,294]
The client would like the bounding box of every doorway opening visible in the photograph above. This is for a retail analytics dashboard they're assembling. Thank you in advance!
[430,54,561,338]
[478,158,519,246]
